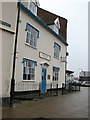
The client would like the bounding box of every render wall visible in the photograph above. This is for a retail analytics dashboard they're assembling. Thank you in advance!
[15,8,67,91]
[1,2,67,97]
[1,2,17,97]
[2,31,14,97]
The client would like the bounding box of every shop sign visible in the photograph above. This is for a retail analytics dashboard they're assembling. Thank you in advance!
[39,52,51,61]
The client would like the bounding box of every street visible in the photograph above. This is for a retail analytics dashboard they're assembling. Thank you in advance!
[2,87,88,118]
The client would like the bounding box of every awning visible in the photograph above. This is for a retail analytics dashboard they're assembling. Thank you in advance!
[66,70,74,75]
[40,61,50,66]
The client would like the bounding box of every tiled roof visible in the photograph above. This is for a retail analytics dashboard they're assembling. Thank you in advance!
[37,7,68,42]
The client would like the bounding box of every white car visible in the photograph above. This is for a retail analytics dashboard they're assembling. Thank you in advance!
[82,81,90,86]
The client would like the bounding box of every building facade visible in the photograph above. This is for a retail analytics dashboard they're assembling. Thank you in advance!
[79,71,90,81]
[1,0,68,98]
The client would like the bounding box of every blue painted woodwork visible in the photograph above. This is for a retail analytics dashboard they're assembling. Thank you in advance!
[41,68,47,93]
[26,22,39,38]
[54,42,61,51]
[52,66,60,71]
[23,58,37,66]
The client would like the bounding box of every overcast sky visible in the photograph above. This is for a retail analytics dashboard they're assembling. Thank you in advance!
[39,0,88,77]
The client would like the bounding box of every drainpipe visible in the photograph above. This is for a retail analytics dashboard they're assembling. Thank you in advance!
[10,1,21,107]
[65,61,67,88]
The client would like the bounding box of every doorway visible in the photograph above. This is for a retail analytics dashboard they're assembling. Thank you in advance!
[41,68,47,93]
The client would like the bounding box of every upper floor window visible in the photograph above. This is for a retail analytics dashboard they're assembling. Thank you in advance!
[29,1,37,16]
[54,25,59,34]
[26,23,39,48]
[23,58,37,81]
[53,66,60,81]
[54,42,61,59]
[54,18,60,34]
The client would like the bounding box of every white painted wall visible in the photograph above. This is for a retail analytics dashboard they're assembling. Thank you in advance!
[1,2,17,97]
[15,8,67,91]
[2,31,14,97]
[1,2,67,97]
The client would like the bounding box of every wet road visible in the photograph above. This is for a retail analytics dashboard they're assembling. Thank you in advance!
[2,87,88,118]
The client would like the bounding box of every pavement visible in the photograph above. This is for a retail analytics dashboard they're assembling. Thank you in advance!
[2,87,88,119]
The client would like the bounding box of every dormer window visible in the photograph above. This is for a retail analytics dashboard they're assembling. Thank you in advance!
[54,18,60,34]
[54,25,59,34]
[29,1,37,16]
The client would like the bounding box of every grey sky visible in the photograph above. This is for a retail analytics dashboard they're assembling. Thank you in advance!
[39,0,88,77]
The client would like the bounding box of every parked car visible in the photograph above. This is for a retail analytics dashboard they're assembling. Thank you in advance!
[82,81,90,86]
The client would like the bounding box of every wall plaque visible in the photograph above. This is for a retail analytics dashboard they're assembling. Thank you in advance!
[47,75,50,79]
[39,52,51,61]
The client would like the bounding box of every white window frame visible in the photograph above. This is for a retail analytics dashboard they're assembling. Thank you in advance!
[53,67,59,82]
[23,59,35,81]
[54,25,59,34]
[54,43,60,59]
[54,17,60,34]
[28,1,37,16]
[26,25,37,48]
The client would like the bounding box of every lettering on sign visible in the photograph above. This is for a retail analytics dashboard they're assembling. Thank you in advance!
[0,20,11,27]
[39,52,51,61]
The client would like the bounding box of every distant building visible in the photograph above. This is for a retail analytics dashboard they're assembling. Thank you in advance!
[79,71,90,81]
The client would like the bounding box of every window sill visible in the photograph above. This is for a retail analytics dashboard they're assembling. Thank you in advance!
[54,56,60,60]
[22,80,35,82]
[52,81,58,83]
[25,43,37,50]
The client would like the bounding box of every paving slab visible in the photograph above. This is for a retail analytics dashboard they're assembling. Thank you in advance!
[2,87,88,119]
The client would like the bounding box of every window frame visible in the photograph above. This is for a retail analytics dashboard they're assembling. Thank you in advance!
[54,24,59,34]
[22,58,37,82]
[25,23,39,49]
[28,1,37,16]
[52,66,60,82]
[54,42,61,59]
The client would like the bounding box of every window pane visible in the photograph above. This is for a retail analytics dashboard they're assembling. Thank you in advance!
[32,75,35,80]
[23,67,25,74]
[23,74,26,80]
[28,61,31,67]
[23,59,35,80]
[29,2,36,15]
[26,24,38,48]
[53,76,54,81]
[32,68,35,74]
[28,25,31,32]
[29,68,32,74]
[54,45,59,58]
[53,68,59,81]
[28,75,30,80]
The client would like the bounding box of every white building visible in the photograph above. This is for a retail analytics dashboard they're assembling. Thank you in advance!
[1,0,68,99]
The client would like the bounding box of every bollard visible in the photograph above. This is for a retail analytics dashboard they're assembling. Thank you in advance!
[50,83,52,96]
[62,83,64,95]
[69,83,70,92]
[75,82,76,92]
[56,84,58,95]
[79,84,80,91]
[39,83,41,97]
